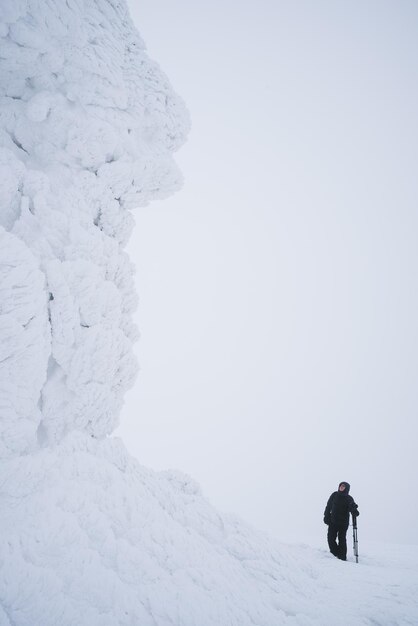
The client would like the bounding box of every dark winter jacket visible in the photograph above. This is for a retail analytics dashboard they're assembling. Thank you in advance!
[324,482,359,529]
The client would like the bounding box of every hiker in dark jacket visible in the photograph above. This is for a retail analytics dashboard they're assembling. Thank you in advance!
[324,481,359,561]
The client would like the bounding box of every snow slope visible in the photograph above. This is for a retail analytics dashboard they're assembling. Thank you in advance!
[1,432,417,626]
[0,1,417,625]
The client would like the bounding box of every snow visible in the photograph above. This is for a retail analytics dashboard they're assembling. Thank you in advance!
[0,0,188,449]
[0,0,417,624]
[0,431,417,626]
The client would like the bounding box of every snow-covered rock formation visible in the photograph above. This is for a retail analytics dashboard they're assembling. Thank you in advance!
[0,0,188,453]
[1,2,418,625]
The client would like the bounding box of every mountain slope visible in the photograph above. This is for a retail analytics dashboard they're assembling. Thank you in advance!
[1,432,417,626]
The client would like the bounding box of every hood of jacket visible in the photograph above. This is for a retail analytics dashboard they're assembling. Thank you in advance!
[338,481,350,495]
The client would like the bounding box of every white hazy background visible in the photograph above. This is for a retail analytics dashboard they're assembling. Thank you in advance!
[117,0,418,545]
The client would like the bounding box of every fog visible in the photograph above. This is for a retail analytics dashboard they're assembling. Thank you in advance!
[117,0,418,545]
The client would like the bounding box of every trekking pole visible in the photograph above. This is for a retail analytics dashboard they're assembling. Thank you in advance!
[352,514,359,563]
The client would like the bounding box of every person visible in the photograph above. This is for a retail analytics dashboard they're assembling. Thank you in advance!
[323,481,359,561]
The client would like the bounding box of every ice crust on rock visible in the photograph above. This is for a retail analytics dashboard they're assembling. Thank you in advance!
[0,0,188,449]
[0,226,50,456]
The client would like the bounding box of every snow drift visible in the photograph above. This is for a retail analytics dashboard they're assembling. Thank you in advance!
[1,1,417,625]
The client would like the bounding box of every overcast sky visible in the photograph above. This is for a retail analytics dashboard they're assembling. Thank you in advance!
[117,0,418,545]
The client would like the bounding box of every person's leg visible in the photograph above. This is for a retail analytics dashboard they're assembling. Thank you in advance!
[327,524,339,556]
[337,527,348,560]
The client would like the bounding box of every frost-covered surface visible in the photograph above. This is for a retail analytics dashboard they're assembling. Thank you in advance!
[0,432,417,626]
[1,1,418,625]
[0,0,188,451]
